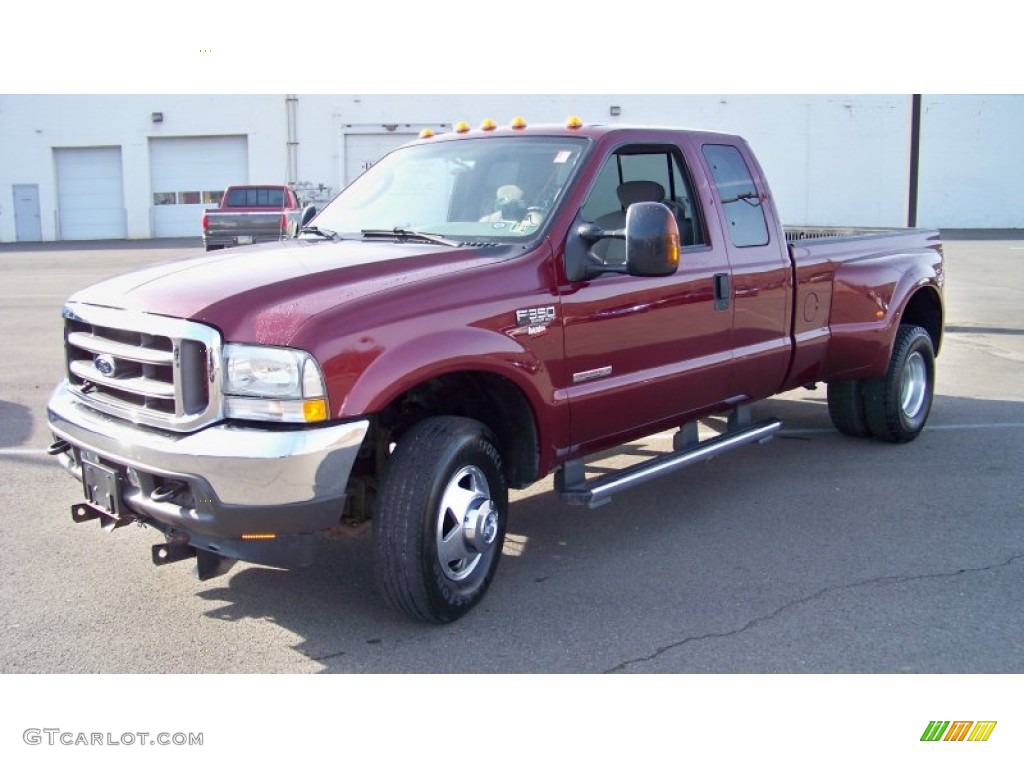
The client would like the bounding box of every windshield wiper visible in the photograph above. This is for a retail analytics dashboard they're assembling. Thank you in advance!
[720,192,762,206]
[298,225,340,240]
[361,228,459,247]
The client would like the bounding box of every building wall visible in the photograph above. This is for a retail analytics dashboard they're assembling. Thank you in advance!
[1,94,1020,242]
[917,94,1024,228]
[0,95,286,241]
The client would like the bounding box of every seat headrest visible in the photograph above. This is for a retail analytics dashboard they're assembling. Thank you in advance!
[617,180,665,207]
[495,184,523,204]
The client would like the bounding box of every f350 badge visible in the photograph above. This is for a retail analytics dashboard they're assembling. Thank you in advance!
[514,305,557,337]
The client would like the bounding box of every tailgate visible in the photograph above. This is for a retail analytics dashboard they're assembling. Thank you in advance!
[206,211,285,237]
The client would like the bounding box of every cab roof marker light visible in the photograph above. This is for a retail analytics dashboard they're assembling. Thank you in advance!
[419,128,435,139]
[455,121,471,133]
[480,118,497,131]
[566,116,583,129]
[510,117,527,130]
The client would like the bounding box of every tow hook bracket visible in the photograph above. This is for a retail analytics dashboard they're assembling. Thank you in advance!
[152,542,196,566]
[47,439,71,456]
[70,502,134,531]
[71,503,101,524]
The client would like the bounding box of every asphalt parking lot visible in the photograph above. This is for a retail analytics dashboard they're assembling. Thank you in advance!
[0,232,1021,674]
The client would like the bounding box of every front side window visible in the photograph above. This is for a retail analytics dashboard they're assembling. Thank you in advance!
[580,146,704,247]
[702,144,769,247]
[313,136,587,242]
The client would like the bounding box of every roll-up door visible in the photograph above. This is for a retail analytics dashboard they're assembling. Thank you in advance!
[150,136,248,237]
[55,147,126,240]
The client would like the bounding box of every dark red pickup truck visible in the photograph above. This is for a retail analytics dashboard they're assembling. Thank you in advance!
[47,120,944,622]
[201,184,310,251]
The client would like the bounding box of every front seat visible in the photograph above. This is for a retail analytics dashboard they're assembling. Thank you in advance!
[592,180,666,265]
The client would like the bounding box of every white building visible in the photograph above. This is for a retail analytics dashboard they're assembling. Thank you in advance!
[1,94,1021,243]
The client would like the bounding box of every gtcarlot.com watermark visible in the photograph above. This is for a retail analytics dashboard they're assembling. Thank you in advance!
[24,728,203,747]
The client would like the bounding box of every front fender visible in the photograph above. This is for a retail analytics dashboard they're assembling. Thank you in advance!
[337,326,553,419]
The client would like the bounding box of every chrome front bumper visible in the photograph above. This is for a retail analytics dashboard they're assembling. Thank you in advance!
[47,381,368,564]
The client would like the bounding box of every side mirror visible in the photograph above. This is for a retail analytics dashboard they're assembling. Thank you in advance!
[289,204,318,237]
[625,202,680,277]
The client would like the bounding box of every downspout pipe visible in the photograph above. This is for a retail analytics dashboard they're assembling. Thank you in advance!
[286,95,299,187]
[907,94,922,228]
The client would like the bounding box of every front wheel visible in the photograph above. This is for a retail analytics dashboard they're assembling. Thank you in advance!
[373,417,508,623]
[863,324,936,443]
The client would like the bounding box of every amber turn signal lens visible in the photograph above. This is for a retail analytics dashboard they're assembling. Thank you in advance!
[303,398,328,422]
[455,121,470,133]
[667,234,680,267]
[419,128,435,139]
[480,118,497,131]
[510,117,527,129]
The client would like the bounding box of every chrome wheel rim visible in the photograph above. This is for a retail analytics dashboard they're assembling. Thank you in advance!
[435,466,497,582]
[901,351,928,419]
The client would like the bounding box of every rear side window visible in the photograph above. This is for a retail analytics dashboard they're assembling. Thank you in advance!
[702,144,769,247]
[226,188,285,207]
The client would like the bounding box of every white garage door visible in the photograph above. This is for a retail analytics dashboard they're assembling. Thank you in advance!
[150,136,248,237]
[55,147,126,240]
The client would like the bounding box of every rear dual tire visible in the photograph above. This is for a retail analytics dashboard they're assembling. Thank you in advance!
[827,324,935,443]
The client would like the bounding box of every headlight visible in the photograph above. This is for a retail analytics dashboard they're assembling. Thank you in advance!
[222,344,328,423]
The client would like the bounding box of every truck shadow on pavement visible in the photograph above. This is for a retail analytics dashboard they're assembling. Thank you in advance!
[191,392,1024,673]
[0,400,32,449]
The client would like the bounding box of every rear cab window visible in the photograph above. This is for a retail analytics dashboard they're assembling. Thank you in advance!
[226,188,286,207]
[701,144,769,247]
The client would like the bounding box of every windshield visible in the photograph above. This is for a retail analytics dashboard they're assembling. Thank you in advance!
[311,136,588,242]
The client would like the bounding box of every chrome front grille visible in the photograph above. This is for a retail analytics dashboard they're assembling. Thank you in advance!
[63,304,223,431]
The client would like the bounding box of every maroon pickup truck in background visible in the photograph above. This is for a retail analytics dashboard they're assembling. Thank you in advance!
[201,184,312,251]
[47,120,944,623]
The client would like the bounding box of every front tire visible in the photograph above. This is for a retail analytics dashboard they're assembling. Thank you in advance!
[863,324,935,443]
[373,417,508,623]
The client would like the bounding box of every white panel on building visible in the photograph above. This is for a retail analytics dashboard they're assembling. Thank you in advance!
[149,136,248,237]
[342,125,448,186]
[917,95,1024,229]
[55,147,126,240]
[344,132,418,186]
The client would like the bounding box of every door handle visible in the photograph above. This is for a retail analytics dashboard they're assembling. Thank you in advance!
[714,273,731,311]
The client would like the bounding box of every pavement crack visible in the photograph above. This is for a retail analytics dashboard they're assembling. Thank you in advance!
[604,553,1023,673]
[305,649,346,662]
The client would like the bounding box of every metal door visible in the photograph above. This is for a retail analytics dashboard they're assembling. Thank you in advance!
[13,184,42,242]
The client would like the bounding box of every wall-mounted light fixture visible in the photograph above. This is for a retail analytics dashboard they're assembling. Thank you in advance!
[151,112,164,123]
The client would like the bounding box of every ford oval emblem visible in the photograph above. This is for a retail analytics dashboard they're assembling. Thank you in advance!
[94,354,117,377]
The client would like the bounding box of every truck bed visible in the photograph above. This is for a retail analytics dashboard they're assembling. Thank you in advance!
[785,225,923,242]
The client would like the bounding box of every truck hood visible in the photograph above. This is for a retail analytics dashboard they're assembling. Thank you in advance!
[68,238,509,345]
